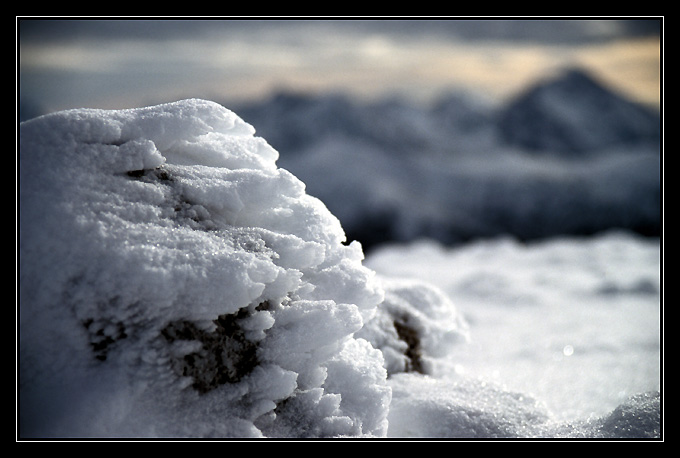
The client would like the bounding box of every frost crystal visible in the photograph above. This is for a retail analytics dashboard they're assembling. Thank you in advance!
[19,99,388,438]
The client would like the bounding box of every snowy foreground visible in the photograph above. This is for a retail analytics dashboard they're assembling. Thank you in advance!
[18,99,661,439]
[366,234,661,437]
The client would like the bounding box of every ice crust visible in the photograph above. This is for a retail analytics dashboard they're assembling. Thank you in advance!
[19,99,395,438]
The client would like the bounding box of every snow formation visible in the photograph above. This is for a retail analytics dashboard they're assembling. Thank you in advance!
[19,99,444,438]
[18,99,659,439]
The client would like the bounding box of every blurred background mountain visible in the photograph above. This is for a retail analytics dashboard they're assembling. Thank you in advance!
[233,67,660,251]
[18,18,662,252]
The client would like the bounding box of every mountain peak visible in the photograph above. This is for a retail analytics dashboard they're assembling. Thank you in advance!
[497,67,660,154]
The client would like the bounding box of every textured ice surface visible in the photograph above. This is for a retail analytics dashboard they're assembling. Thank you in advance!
[19,99,389,438]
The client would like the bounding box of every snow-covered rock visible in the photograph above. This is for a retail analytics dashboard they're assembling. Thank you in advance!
[19,99,394,438]
[357,278,469,377]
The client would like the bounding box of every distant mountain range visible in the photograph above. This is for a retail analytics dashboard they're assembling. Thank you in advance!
[235,68,660,158]
[232,67,661,251]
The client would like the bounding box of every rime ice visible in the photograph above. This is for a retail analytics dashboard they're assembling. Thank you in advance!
[19,99,393,438]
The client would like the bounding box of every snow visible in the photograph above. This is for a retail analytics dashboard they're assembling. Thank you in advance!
[18,99,661,440]
[365,233,661,437]
[19,99,388,438]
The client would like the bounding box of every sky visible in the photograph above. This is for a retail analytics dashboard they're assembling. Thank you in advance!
[18,18,662,117]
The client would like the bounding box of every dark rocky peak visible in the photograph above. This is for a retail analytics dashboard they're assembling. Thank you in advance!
[496,67,660,155]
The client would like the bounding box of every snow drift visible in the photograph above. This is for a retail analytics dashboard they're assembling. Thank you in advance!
[365,233,661,438]
[18,99,660,439]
